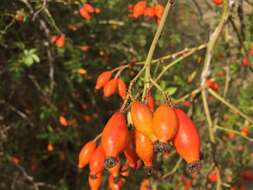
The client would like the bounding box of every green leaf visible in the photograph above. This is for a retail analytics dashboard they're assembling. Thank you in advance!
[32,54,40,63]
[23,56,34,66]
[165,87,177,96]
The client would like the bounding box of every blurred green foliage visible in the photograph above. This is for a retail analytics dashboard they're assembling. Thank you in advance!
[0,0,253,190]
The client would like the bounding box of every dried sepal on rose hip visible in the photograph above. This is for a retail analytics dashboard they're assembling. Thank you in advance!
[107,157,121,182]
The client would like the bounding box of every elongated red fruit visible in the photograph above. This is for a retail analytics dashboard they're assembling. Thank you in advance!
[95,71,112,90]
[123,130,139,169]
[89,145,105,176]
[173,109,201,171]
[108,157,121,179]
[78,140,96,168]
[101,112,128,168]
[130,102,157,142]
[103,79,118,97]
[135,130,153,168]
[117,79,127,100]
[152,104,178,143]
[89,172,103,190]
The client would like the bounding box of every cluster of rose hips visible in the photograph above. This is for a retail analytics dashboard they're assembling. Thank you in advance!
[78,73,201,190]
[128,1,164,24]
[79,3,101,21]
[95,71,127,100]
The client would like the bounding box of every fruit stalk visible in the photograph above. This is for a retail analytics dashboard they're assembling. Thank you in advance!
[142,0,173,101]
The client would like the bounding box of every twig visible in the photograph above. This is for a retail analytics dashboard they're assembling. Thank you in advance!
[200,1,230,189]
[142,0,173,100]
[28,75,57,110]
[137,48,187,65]
[223,66,230,98]
[173,88,201,104]
[120,66,146,111]
[228,17,248,57]
[215,125,253,142]
[15,164,56,190]
[192,0,203,18]
[0,19,15,35]
[162,158,183,179]
[155,44,207,82]
[94,133,102,142]
[0,100,34,126]
[200,0,230,143]
[208,88,253,124]
[33,0,47,21]
[238,0,245,40]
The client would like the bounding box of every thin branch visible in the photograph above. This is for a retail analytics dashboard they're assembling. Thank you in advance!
[228,17,248,57]
[200,0,230,143]
[155,44,207,82]
[142,0,173,100]
[15,164,56,190]
[200,1,230,189]
[137,44,207,65]
[32,0,47,21]
[0,100,34,127]
[223,66,230,98]
[162,158,183,179]
[173,88,201,104]
[120,66,146,111]
[215,125,253,142]
[208,88,253,124]
[120,0,174,111]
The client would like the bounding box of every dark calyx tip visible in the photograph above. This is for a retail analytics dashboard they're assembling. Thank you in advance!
[144,167,162,179]
[144,166,153,176]
[187,160,201,173]
[104,157,117,169]
[154,141,171,153]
